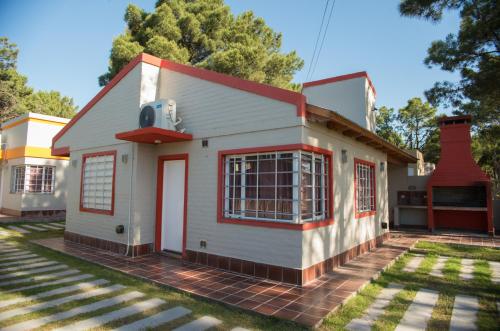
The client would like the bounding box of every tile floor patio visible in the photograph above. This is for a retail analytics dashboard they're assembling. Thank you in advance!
[33,234,418,328]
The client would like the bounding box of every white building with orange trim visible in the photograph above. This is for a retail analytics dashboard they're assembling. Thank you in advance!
[0,113,70,217]
[52,53,416,285]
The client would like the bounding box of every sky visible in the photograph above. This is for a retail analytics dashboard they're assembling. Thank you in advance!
[0,0,461,114]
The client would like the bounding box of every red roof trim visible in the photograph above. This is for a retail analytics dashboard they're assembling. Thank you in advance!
[159,58,306,117]
[303,71,377,97]
[52,53,306,149]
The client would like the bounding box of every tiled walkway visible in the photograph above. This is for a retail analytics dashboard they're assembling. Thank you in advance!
[33,235,417,327]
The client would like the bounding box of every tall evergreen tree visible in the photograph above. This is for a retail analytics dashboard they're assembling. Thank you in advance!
[99,0,304,90]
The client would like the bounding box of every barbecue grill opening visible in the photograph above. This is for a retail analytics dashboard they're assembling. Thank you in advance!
[432,186,486,208]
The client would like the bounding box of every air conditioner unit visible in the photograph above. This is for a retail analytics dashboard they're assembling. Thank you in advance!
[138,99,184,132]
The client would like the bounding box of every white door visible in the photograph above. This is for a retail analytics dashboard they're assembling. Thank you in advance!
[161,160,185,253]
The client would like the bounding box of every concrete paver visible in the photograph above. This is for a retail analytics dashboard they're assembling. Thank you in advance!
[4,291,145,331]
[394,288,439,331]
[0,284,125,321]
[112,306,191,331]
[0,269,81,289]
[173,316,222,331]
[449,295,478,331]
[53,297,164,331]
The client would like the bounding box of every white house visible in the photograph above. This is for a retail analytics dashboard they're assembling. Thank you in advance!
[52,53,416,285]
[0,113,70,217]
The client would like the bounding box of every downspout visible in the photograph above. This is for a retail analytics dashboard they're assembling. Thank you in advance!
[125,142,135,257]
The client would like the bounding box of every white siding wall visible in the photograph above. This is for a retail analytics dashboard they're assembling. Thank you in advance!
[65,143,133,244]
[157,68,301,138]
[26,122,65,148]
[1,122,28,149]
[303,77,377,132]
[301,123,389,268]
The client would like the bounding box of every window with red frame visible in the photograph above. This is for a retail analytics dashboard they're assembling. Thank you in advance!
[81,153,115,213]
[223,150,330,223]
[355,160,376,214]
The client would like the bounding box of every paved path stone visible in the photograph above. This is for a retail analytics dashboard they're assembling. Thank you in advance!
[449,295,478,331]
[394,288,439,331]
[6,226,30,234]
[49,223,65,228]
[460,259,475,280]
[54,297,163,331]
[0,279,109,309]
[0,248,22,254]
[37,224,63,230]
[112,306,191,331]
[430,256,448,278]
[173,316,222,331]
[0,264,68,280]
[0,253,37,262]
[403,255,425,273]
[0,284,125,322]
[488,261,500,284]
[1,270,86,291]
[21,224,47,231]
[346,283,404,331]
[0,260,57,272]
[5,291,144,331]
[231,328,250,331]
[0,257,46,268]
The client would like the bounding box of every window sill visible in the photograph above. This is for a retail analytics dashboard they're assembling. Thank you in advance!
[218,217,334,230]
[80,207,114,216]
[355,210,376,219]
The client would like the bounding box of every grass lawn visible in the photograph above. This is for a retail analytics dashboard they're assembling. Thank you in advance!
[414,241,500,261]
[321,241,500,331]
[0,225,304,331]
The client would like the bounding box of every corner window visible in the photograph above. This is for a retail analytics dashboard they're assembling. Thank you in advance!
[223,150,330,223]
[80,151,116,215]
[355,159,376,217]
[11,165,55,194]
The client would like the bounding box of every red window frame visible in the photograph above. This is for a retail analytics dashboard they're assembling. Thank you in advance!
[217,144,334,230]
[354,158,376,218]
[79,150,117,216]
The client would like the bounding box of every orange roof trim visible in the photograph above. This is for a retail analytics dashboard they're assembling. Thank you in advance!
[303,71,377,97]
[52,53,307,152]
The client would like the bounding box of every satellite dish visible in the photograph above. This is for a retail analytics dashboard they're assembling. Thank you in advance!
[139,105,155,128]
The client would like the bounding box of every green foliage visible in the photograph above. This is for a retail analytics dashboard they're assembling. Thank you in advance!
[375,106,404,147]
[0,37,77,123]
[375,98,439,160]
[398,98,437,150]
[23,90,77,118]
[99,0,304,90]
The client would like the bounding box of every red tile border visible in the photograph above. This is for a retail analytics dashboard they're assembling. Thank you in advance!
[64,231,153,256]
[186,232,391,285]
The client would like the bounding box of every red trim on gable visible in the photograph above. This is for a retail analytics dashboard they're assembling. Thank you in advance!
[155,153,189,257]
[52,54,149,150]
[354,158,377,219]
[303,71,377,97]
[79,150,117,216]
[159,59,306,117]
[52,53,307,150]
[51,146,70,157]
[217,144,334,230]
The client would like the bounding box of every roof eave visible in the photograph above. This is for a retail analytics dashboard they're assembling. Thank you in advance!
[306,104,417,164]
